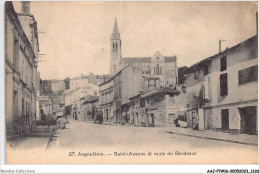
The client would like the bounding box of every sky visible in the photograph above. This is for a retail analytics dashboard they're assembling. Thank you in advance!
[13,1,258,80]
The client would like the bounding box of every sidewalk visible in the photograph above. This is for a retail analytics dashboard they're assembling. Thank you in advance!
[165,126,258,146]
[7,135,50,149]
[102,121,131,127]
[82,120,258,146]
[6,125,56,149]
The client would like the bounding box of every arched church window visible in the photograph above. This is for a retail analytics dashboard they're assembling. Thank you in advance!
[116,43,118,53]
[113,43,115,53]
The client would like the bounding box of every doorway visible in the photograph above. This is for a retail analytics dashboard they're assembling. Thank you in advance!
[192,111,197,130]
[13,90,18,118]
[221,109,229,131]
[13,90,18,134]
[150,113,154,127]
[239,106,257,135]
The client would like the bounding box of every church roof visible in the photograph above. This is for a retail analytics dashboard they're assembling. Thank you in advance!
[165,56,177,63]
[111,17,120,40]
[121,56,177,64]
[121,57,151,64]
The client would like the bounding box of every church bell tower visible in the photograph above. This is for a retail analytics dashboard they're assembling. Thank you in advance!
[111,17,122,75]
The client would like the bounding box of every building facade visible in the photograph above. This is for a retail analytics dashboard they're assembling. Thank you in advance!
[5,1,40,138]
[51,80,65,92]
[99,66,143,123]
[99,78,114,122]
[64,74,100,118]
[209,35,258,134]
[184,35,258,134]
[113,66,143,124]
[65,87,81,107]
[128,89,180,127]
[80,96,99,121]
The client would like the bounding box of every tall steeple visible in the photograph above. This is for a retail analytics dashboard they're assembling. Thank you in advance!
[110,17,122,75]
[111,17,120,40]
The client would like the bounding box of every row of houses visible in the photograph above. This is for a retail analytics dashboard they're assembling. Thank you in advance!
[99,65,143,123]
[63,73,108,119]
[98,35,258,135]
[5,2,41,138]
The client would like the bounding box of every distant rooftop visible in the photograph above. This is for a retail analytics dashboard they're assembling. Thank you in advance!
[121,56,177,64]
[122,57,151,64]
[165,56,177,63]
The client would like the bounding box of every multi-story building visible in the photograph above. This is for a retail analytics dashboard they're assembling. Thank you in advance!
[65,87,81,107]
[64,74,102,118]
[69,76,88,91]
[113,66,143,123]
[184,35,258,134]
[110,18,178,88]
[51,80,65,92]
[128,89,180,127]
[99,65,143,123]
[5,1,40,137]
[99,77,114,122]
[80,82,99,98]
[80,95,99,121]
[143,77,160,91]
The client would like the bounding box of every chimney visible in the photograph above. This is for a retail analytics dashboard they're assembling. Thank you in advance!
[21,1,30,15]
[219,40,226,53]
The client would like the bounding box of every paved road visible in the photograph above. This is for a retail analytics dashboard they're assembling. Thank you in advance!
[48,120,258,164]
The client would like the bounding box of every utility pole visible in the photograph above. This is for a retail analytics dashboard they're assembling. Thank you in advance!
[219,40,226,53]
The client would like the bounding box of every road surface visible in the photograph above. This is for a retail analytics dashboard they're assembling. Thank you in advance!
[46,120,258,164]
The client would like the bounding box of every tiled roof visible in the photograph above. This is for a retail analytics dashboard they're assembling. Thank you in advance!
[122,56,177,64]
[122,57,151,64]
[165,56,177,63]
[185,35,257,73]
[141,88,180,98]
[99,65,132,86]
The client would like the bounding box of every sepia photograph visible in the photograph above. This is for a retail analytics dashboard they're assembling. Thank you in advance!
[3,1,258,165]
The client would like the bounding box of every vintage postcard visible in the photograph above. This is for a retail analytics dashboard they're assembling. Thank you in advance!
[4,1,258,165]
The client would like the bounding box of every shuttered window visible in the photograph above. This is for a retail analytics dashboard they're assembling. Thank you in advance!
[220,73,228,96]
[238,65,258,85]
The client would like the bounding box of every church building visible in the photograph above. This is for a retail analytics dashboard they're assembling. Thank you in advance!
[110,18,178,88]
